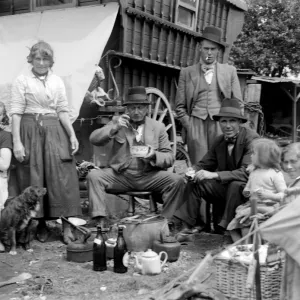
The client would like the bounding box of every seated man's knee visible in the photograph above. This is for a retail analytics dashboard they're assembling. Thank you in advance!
[167,173,185,187]
[86,168,104,182]
[228,181,245,193]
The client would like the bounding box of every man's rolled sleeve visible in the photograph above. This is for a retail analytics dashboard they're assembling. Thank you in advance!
[10,76,26,115]
[55,78,69,113]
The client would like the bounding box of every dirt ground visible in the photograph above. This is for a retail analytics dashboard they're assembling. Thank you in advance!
[0,225,231,300]
[0,204,231,300]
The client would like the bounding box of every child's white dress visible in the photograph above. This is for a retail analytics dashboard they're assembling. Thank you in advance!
[227,168,287,230]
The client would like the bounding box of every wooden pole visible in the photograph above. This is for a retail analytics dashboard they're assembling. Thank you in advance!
[251,199,262,300]
[293,85,297,142]
[280,84,298,142]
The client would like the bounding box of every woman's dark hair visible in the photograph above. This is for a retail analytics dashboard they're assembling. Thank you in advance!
[252,138,282,170]
[0,102,9,126]
[27,41,54,67]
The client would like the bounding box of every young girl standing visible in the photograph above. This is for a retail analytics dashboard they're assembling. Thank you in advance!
[227,138,287,242]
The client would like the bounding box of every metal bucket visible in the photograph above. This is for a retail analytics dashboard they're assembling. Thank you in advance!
[66,242,93,263]
[120,216,169,252]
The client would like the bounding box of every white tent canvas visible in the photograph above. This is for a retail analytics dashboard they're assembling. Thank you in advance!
[0,3,119,122]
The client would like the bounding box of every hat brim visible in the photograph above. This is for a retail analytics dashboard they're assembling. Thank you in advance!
[213,112,248,123]
[200,37,228,48]
[122,101,149,106]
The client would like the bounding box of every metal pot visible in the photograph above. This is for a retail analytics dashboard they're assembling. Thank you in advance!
[66,241,93,263]
[153,223,181,262]
[120,215,169,252]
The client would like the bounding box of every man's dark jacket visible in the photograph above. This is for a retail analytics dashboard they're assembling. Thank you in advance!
[194,126,259,183]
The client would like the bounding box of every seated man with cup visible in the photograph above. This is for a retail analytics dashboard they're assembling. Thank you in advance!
[87,86,185,226]
[174,97,259,234]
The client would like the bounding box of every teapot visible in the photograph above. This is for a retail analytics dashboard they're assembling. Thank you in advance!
[135,249,168,275]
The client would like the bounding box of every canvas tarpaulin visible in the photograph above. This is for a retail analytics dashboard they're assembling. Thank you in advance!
[260,198,300,300]
[0,2,119,122]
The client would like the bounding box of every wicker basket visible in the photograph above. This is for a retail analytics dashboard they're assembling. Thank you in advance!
[214,256,283,300]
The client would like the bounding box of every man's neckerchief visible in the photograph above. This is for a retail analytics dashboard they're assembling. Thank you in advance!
[199,58,216,72]
[224,132,239,145]
[130,119,145,129]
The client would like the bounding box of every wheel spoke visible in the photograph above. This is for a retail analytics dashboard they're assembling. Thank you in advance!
[165,124,172,131]
[147,94,153,117]
[158,108,168,123]
[152,97,161,120]
[145,87,177,156]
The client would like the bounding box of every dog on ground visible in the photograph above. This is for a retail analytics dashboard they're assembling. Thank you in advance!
[0,186,46,255]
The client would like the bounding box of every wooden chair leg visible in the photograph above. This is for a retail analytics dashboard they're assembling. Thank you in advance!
[149,196,157,214]
[128,196,135,216]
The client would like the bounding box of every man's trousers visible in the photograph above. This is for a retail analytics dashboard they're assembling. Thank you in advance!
[87,168,186,219]
[187,116,222,165]
[174,179,247,228]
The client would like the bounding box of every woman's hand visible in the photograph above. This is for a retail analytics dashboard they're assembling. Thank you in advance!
[284,187,300,197]
[70,135,79,155]
[13,141,25,162]
[256,189,274,200]
[246,164,255,173]
[0,124,7,131]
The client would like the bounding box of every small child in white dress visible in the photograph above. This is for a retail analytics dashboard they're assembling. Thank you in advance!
[227,138,287,242]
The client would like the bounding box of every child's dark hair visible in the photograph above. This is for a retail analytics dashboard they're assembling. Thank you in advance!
[0,102,9,126]
[252,138,282,170]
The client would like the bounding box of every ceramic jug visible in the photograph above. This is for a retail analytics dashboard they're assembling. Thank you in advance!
[135,249,168,275]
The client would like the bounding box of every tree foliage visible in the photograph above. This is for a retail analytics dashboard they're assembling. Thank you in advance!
[230,0,300,77]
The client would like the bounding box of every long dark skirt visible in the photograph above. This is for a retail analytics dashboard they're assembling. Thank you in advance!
[16,114,81,218]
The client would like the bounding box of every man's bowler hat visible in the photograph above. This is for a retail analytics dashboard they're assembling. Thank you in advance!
[200,26,227,48]
[123,86,150,106]
[213,98,248,123]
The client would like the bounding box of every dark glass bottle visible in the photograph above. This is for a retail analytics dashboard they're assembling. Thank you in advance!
[93,225,107,272]
[113,226,128,273]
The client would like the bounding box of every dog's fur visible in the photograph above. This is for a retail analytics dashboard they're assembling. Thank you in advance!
[0,186,46,255]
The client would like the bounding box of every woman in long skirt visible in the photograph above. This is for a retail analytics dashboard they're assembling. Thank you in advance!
[10,41,81,245]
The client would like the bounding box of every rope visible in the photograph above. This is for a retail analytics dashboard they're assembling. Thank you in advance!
[244,102,265,136]
[74,115,112,126]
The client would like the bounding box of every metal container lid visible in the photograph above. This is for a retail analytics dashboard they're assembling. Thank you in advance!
[67,241,93,252]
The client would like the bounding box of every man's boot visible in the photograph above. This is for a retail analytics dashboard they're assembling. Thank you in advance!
[36,219,50,243]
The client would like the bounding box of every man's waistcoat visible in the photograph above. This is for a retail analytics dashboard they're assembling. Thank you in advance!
[191,67,222,120]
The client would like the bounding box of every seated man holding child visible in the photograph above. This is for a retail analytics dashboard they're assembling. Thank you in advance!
[174,97,259,234]
[87,86,185,227]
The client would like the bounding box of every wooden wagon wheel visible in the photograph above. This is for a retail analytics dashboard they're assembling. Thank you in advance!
[145,87,177,156]
[176,143,192,168]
